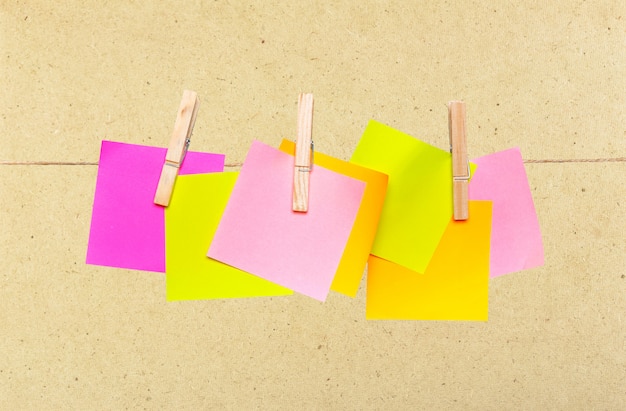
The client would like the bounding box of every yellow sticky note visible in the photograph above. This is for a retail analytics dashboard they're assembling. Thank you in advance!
[366,201,492,321]
[351,120,477,273]
[279,139,388,297]
[165,172,292,300]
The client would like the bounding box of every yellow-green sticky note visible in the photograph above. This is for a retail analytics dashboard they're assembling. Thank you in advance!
[165,172,292,300]
[351,120,477,273]
[366,201,492,321]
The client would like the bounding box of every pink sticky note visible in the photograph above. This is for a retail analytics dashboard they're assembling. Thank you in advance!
[469,148,544,277]
[86,140,225,272]
[208,141,366,301]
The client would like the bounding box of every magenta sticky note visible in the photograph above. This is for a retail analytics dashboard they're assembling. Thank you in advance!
[208,140,366,301]
[469,148,544,277]
[86,140,225,272]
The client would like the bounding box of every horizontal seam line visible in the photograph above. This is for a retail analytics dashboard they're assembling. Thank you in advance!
[0,159,624,165]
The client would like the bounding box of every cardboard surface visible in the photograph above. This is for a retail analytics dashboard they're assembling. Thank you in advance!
[1,2,625,409]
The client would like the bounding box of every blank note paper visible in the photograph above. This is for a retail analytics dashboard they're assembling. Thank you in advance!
[366,201,492,321]
[469,148,544,277]
[279,139,388,297]
[86,140,225,272]
[165,173,292,300]
[208,141,366,302]
[351,120,476,274]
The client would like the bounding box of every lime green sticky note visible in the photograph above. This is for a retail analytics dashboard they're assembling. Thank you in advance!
[350,120,477,273]
[165,172,292,300]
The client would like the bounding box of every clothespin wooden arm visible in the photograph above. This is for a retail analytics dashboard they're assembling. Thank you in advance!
[292,93,314,212]
[154,90,200,207]
[448,100,469,220]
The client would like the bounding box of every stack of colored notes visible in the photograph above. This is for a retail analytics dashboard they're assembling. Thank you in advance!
[86,120,544,321]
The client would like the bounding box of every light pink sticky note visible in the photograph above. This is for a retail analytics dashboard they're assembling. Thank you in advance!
[208,140,366,301]
[86,140,225,272]
[469,148,544,277]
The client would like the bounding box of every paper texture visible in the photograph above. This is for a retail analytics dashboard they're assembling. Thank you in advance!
[469,148,544,277]
[208,141,366,301]
[366,201,492,321]
[86,140,225,272]
[165,172,292,300]
[279,139,388,297]
[351,120,477,273]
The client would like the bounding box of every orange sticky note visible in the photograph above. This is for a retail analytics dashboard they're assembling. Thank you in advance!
[366,201,492,321]
[279,139,388,297]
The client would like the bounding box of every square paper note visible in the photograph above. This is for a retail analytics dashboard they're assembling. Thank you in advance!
[351,120,476,273]
[469,148,544,277]
[366,201,492,321]
[165,172,292,300]
[86,140,225,272]
[279,139,388,297]
[208,141,366,301]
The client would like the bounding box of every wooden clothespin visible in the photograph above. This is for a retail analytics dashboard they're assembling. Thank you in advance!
[292,93,314,212]
[154,90,200,207]
[448,100,469,220]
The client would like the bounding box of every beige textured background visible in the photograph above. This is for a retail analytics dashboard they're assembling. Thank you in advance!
[1,1,625,409]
